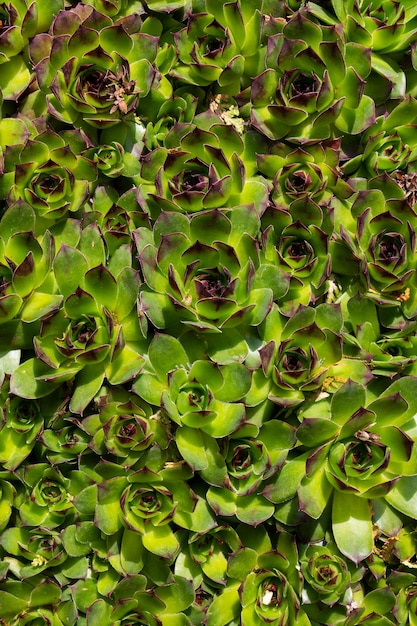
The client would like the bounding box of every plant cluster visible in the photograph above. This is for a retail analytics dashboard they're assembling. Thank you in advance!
[1,0,417,624]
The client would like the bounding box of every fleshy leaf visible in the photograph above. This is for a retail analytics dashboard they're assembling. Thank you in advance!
[332,491,373,563]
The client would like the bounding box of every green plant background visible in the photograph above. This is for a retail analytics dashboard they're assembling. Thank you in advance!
[0,0,417,624]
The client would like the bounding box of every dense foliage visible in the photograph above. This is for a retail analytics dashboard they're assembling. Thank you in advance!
[1,0,417,623]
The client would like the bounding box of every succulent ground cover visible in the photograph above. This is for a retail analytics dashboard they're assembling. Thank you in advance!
[1,0,417,623]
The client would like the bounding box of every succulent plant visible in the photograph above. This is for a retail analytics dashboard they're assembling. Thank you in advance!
[1,1,417,625]
[237,11,375,141]
[10,224,145,413]
[1,128,97,220]
[239,535,312,626]
[266,376,417,563]
[83,386,170,467]
[0,0,65,100]
[134,206,287,333]
[135,113,269,217]
[133,333,252,436]
[342,97,417,176]
[29,3,160,130]
[331,175,417,320]
[169,1,264,94]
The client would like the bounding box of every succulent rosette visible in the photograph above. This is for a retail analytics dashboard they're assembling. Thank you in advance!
[0,0,65,100]
[29,3,160,129]
[0,577,65,625]
[309,0,414,104]
[344,0,417,55]
[74,451,215,560]
[255,303,353,407]
[169,1,264,94]
[136,113,269,217]
[2,1,417,624]
[10,225,146,413]
[39,413,91,466]
[348,179,417,304]
[200,531,311,626]
[133,332,252,438]
[260,204,332,311]
[203,421,296,526]
[176,524,242,587]
[258,139,354,207]
[86,185,149,258]
[342,97,417,176]
[0,526,68,578]
[237,11,375,141]
[265,376,417,563]
[89,141,134,179]
[300,542,354,607]
[134,207,288,333]
[0,200,67,336]
[82,386,170,467]
[2,128,97,220]
[83,575,195,626]
[0,383,45,471]
[238,538,311,626]
[139,87,203,151]
[13,464,76,530]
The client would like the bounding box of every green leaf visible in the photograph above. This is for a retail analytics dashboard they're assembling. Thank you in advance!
[203,400,245,437]
[299,466,333,520]
[0,591,28,620]
[1,56,31,100]
[133,372,165,406]
[157,575,194,613]
[80,224,106,267]
[72,579,100,613]
[331,379,367,425]
[337,95,375,134]
[363,588,396,617]
[120,529,144,575]
[377,376,417,423]
[262,453,308,504]
[385,475,417,518]
[206,583,241,626]
[0,202,35,240]
[10,358,60,399]
[206,329,248,363]
[29,580,61,608]
[86,600,113,626]
[332,491,373,563]
[0,294,23,322]
[176,427,214,471]
[20,293,63,323]
[227,547,258,581]
[12,252,36,297]
[385,96,417,129]
[69,365,105,414]
[115,267,139,320]
[64,288,99,319]
[61,525,92,557]
[149,333,189,380]
[84,265,118,310]
[96,478,125,535]
[297,417,340,447]
[106,345,145,385]
[236,493,274,525]
[54,245,88,297]
[215,363,251,402]
[142,523,179,559]
[372,53,406,98]
[347,293,379,341]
